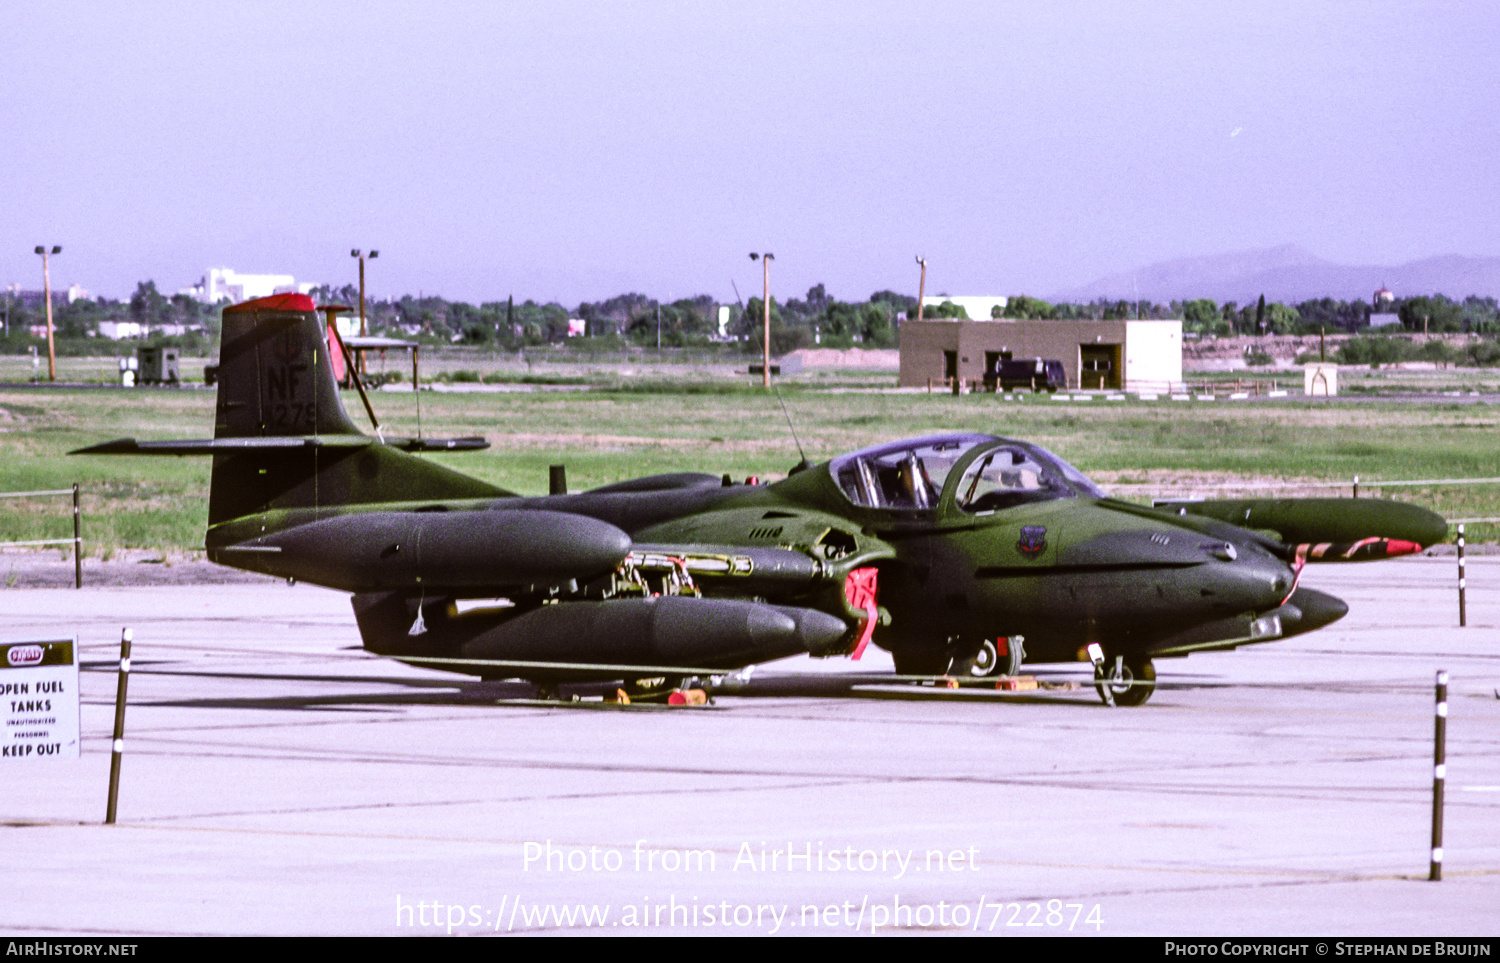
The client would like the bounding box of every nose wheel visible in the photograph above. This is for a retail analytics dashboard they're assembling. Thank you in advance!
[1094,655,1156,707]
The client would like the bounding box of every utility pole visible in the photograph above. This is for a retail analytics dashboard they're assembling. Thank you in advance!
[351,249,378,373]
[34,246,61,381]
[915,256,927,323]
[750,253,774,388]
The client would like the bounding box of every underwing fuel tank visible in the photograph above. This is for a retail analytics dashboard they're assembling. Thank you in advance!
[352,592,851,672]
[214,510,632,592]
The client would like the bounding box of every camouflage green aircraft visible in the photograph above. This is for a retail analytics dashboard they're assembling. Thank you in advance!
[75,294,1447,706]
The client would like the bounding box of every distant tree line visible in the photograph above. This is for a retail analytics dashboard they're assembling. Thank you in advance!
[734,285,910,355]
[5,277,1500,358]
[316,282,915,355]
[0,281,223,355]
[986,292,1500,337]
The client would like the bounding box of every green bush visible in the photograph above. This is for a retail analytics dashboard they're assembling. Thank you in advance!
[1466,341,1500,367]
[1415,340,1461,365]
[1335,337,1413,368]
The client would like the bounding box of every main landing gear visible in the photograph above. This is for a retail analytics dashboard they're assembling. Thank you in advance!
[964,636,1024,679]
[894,636,1025,679]
[1092,654,1155,707]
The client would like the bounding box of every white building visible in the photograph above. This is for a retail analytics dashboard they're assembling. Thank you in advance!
[179,268,317,305]
[99,321,146,339]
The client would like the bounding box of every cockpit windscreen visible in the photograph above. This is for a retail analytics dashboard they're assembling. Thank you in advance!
[830,434,991,511]
[829,433,1104,513]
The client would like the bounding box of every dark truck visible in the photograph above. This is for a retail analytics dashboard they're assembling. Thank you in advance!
[984,358,1066,393]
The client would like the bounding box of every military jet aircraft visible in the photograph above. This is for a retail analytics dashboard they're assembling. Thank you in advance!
[75,293,1447,705]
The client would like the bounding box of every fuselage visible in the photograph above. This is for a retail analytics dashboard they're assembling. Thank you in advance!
[80,292,1379,690]
[205,432,1319,673]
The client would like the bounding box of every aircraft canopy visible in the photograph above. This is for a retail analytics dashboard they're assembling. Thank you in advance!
[829,433,1103,513]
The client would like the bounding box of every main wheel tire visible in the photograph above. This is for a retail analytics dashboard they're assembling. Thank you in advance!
[958,638,1024,678]
[1094,657,1155,707]
[967,638,1000,677]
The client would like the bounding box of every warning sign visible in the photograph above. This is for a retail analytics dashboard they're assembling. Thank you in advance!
[1,639,80,761]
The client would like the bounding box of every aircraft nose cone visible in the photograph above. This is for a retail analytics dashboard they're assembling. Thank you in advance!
[1218,548,1298,613]
[1277,587,1349,638]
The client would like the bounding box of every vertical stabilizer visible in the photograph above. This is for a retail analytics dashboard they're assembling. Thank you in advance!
[205,294,505,528]
[215,293,362,439]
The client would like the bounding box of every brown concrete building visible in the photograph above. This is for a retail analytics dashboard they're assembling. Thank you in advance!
[898,318,1183,391]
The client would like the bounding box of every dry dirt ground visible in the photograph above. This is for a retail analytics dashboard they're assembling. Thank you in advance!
[0,548,276,590]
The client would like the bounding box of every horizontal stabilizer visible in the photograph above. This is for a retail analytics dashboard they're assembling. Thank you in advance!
[73,437,352,455]
[72,435,488,456]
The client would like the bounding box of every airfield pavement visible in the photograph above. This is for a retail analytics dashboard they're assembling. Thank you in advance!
[0,556,1497,938]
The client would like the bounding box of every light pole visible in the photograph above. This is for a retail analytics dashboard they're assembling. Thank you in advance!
[915,255,927,323]
[749,252,774,388]
[351,248,378,373]
[34,246,61,381]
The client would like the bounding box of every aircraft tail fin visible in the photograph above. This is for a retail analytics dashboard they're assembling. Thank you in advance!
[74,293,511,530]
[203,294,506,527]
[213,292,362,440]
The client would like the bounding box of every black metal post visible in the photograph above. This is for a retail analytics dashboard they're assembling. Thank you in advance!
[72,482,81,589]
[1457,524,1467,628]
[105,628,132,825]
[1430,669,1447,881]
[549,465,567,496]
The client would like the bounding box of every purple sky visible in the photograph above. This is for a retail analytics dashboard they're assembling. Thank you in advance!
[4,2,1497,306]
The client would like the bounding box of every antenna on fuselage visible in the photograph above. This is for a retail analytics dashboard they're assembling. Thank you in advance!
[772,383,810,475]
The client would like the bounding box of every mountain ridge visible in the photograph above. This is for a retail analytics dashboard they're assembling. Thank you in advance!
[1048,246,1500,305]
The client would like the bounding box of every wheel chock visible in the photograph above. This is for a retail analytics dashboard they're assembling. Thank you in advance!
[667,688,708,706]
